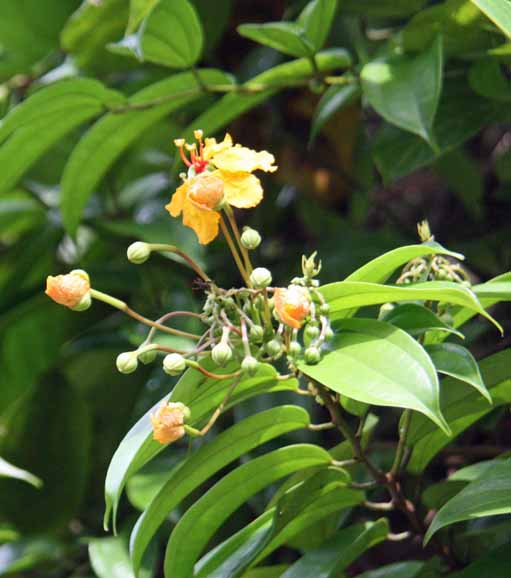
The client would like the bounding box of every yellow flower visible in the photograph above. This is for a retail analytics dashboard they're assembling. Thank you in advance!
[45,270,91,309]
[150,402,190,445]
[274,285,311,329]
[166,132,277,244]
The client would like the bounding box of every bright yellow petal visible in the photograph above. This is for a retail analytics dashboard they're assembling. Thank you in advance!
[203,133,233,161]
[182,197,220,244]
[211,144,277,174]
[165,181,188,217]
[217,170,263,209]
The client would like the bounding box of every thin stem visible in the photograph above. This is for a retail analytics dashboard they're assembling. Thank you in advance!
[186,360,242,380]
[144,310,205,344]
[149,244,210,282]
[220,216,251,286]
[309,422,336,431]
[391,409,413,476]
[225,206,253,274]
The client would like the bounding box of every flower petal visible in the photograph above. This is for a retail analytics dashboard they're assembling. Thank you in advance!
[165,180,188,217]
[203,133,233,160]
[217,170,263,209]
[212,144,277,173]
[182,197,220,245]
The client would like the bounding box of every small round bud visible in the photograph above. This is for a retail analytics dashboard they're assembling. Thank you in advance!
[127,241,151,264]
[193,129,203,140]
[242,356,259,376]
[249,324,264,343]
[304,346,321,365]
[250,267,272,289]
[70,291,92,312]
[138,349,157,365]
[116,352,138,374]
[265,339,282,357]
[288,341,302,356]
[241,227,262,250]
[163,353,187,376]
[305,325,320,340]
[319,303,330,315]
[379,303,395,319]
[324,326,335,341]
[211,342,233,366]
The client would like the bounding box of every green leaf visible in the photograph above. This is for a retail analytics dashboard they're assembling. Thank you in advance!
[342,0,428,17]
[163,445,332,578]
[129,405,310,575]
[469,58,511,101]
[127,0,160,34]
[237,22,313,58]
[137,0,203,68]
[280,520,389,578]
[0,457,42,489]
[104,361,296,531]
[60,68,231,235]
[89,536,152,578]
[448,543,511,578]
[361,36,443,147]
[381,303,464,339]
[425,459,511,544]
[243,567,289,578]
[309,84,360,146]
[470,0,511,38]
[321,280,502,333]
[344,242,464,283]
[299,318,450,434]
[297,0,338,52]
[406,349,511,473]
[426,343,491,403]
[0,79,124,196]
[355,562,425,578]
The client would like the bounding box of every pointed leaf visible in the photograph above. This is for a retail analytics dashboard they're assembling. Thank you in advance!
[381,303,464,339]
[426,343,491,403]
[89,536,154,578]
[238,22,313,57]
[127,0,160,34]
[0,457,42,489]
[299,318,450,434]
[470,0,511,38]
[129,405,310,575]
[425,459,511,544]
[163,445,332,578]
[297,0,338,52]
[361,36,443,146]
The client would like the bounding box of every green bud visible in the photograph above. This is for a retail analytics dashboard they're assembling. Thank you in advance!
[249,324,264,343]
[138,349,157,365]
[319,303,330,315]
[324,326,334,341]
[211,342,233,366]
[163,353,187,376]
[127,241,151,264]
[305,325,320,340]
[249,267,272,289]
[288,341,302,356]
[378,302,395,319]
[265,339,282,357]
[241,356,259,376]
[304,346,321,365]
[241,227,262,250]
[70,291,92,312]
[116,351,138,374]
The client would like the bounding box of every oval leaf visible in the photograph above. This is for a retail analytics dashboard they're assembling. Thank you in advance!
[238,22,313,58]
[299,318,450,434]
[297,0,338,52]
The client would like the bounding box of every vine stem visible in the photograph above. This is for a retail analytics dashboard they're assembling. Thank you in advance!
[224,206,253,275]
[219,216,251,286]
[148,244,210,282]
[390,409,413,476]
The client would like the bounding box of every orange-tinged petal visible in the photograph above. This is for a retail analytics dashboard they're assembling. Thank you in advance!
[45,271,90,308]
[188,172,224,210]
[150,402,187,445]
[165,180,188,217]
[203,133,233,160]
[216,170,263,209]
[211,144,277,174]
[274,286,311,329]
[182,196,220,244]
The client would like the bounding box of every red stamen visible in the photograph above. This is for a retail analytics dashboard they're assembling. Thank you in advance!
[179,146,191,167]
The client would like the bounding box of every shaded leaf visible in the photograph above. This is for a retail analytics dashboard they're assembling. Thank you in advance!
[0,457,42,489]
[297,0,338,52]
[470,0,511,38]
[469,58,511,101]
[355,562,425,578]
[381,303,464,339]
[238,22,313,58]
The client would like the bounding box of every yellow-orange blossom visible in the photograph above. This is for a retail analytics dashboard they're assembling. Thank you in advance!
[274,285,311,329]
[166,132,277,244]
[45,270,90,309]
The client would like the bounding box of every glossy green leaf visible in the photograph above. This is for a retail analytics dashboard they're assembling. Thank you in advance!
[470,0,511,38]
[381,303,464,339]
[469,58,511,101]
[422,480,468,511]
[309,84,360,145]
[425,459,511,544]
[243,567,288,578]
[299,318,449,433]
[280,520,389,578]
[450,458,508,481]
[426,343,491,403]
[0,457,42,489]
[406,349,511,473]
[344,242,464,283]
[127,0,159,34]
[138,0,203,68]
[355,562,425,578]
[89,536,153,578]
[61,68,231,235]
[104,361,296,531]
[321,280,501,333]
[238,22,313,58]
[163,444,332,578]
[129,405,310,575]
[449,543,511,578]
[361,36,443,146]
[297,0,338,52]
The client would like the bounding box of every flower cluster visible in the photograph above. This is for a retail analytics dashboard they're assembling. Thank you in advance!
[45,131,333,446]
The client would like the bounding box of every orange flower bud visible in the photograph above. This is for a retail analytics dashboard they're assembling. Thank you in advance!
[45,270,91,309]
[188,173,225,210]
[150,402,190,445]
[274,285,311,329]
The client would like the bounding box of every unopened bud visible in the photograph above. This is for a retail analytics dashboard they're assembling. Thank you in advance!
[71,291,92,311]
[304,346,321,365]
[242,356,259,376]
[417,220,433,242]
[319,303,330,315]
[249,324,264,343]
[127,241,151,264]
[302,252,322,278]
[138,348,157,365]
[288,341,302,356]
[304,325,320,341]
[241,227,261,250]
[324,326,334,341]
[211,342,233,366]
[250,267,272,289]
[163,353,187,376]
[266,339,282,357]
[116,352,138,374]
[379,302,395,319]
